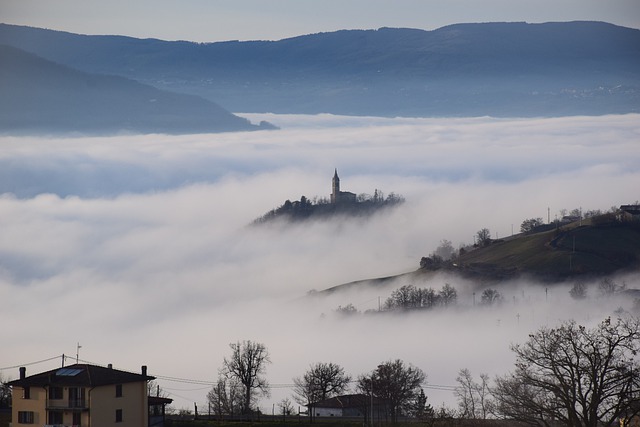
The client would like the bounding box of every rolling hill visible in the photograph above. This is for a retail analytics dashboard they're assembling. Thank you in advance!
[1,21,638,117]
[0,44,264,135]
[452,218,640,281]
[321,215,640,295]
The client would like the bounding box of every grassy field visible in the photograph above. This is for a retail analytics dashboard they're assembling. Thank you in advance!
[453,219,640,281]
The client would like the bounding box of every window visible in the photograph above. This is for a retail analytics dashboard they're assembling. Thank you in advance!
[48,411,63,424]
[115,409,123,423]
[69,387,86,407]
[50,386,63,399]
[23,386,30,399]
[73,412,82,426]
[115,384,122,397]
[18,411,34,424]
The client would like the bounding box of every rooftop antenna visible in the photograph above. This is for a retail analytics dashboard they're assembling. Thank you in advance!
[76,342,82,364]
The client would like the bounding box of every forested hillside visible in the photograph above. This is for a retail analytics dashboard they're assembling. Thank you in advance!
[0,44,264,135]
[1,21,638,117]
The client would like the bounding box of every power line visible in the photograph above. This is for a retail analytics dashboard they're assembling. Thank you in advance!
[2,356,457,394]
[424,384,457,391]
[0,355,61,372]
[163,386,212,392]
[154,374,216,386]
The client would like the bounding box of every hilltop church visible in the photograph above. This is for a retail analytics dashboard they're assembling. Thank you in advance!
[330,169,357,204]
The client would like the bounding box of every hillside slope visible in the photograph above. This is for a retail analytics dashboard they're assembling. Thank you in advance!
[323,218,640,294]
[453,220,640,281]
[1,22,638,117]
[0,44,260,135]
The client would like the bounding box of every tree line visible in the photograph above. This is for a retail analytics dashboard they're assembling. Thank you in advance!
[203,315,640,426]
[335,283,504,316]
[206,342,430,423]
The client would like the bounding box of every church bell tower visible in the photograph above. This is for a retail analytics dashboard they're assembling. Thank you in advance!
[331,169,340,203]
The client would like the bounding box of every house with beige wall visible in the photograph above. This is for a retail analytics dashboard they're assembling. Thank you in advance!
[8,363,154,427]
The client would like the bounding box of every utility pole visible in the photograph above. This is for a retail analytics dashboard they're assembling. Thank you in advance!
[370,375,374,427]
[76,342,82,363]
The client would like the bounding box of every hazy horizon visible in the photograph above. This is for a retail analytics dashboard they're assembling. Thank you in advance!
[1,113,639,411]
[2,0,639,43]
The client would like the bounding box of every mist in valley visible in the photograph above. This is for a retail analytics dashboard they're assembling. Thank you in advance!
[1,113,639,411]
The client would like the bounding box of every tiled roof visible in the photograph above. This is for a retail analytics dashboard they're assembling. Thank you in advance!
[148,396,173,405]
[8,363,154,388]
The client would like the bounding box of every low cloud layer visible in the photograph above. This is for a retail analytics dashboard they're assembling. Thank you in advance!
[1,114,639,410]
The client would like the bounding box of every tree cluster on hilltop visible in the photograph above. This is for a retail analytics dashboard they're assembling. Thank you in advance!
[254,190,404,224]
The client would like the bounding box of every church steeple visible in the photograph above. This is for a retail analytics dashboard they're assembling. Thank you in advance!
[331,169,340,203]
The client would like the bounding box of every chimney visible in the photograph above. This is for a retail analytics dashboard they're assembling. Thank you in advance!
[141,365,147,377]
[19,367,26,380]
[108,364,113,369]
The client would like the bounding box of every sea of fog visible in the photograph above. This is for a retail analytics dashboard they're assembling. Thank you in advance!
[1,113,639,411]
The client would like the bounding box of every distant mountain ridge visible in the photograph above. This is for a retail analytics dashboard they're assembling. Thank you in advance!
[1,21,638,117]
[0,44,265,135]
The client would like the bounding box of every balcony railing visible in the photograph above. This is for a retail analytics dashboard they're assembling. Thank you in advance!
[46,399,87,409]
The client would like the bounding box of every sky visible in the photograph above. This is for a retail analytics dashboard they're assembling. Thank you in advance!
[1,114,639,412]
[1,0,639,42]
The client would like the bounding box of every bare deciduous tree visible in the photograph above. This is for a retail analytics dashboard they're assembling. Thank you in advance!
[207,375,243,416]
[384,285,440,310]
[598,278,626,297]
[279,397,295,416]
[334,303,359,316]
[476,228,491,246]
[480,288,503,306]
[357,359,426,423]
[492,316,640,427]
[293,362,351,405]
[569,281,587,300]
[438,284,457,306]
[454,368,492,419]
[147,379,169,399]
[221,340,271,414]
[434,239,455,260]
